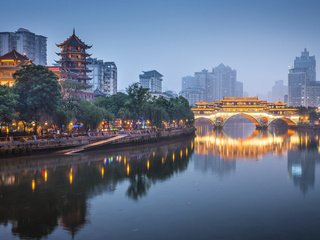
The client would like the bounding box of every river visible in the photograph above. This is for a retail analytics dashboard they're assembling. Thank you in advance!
[1,118,320,240]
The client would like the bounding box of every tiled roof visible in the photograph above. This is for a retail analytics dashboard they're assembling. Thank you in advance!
[57,29,91,49]
[0,49,30,61]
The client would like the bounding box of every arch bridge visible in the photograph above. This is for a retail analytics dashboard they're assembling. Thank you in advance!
[192,97,301,129]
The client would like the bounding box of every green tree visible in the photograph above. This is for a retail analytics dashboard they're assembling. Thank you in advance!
[76,100,109,131]
[126,83,150,119]
[13,65,62,133]
[94,92,129,118]
[0,85,17,123]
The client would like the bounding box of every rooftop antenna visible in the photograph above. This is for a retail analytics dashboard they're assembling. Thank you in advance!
[73,27,75,35]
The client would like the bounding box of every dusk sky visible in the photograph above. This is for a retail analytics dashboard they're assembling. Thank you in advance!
[2,0,320,95]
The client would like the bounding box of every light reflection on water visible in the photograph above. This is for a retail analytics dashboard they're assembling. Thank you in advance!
[1,119,320,239]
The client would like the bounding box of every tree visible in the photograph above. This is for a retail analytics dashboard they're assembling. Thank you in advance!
[94,92,129,118]
[13,65,62,133]
[76,100,109,132]
[126,83,150,119]
[0,86,18,134]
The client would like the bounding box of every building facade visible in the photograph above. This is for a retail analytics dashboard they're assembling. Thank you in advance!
[0,49,31,86]
[103,62,117,96]
[0,28,47,65]
[139,70,163,93]
[87,58,104,92]
[86,59,117,96]
[302,82,320,107]
[288,49,318,107]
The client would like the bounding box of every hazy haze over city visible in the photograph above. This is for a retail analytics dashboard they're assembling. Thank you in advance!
[1,0,320,95]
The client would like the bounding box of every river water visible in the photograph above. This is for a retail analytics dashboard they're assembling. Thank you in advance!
[1,119,320,240]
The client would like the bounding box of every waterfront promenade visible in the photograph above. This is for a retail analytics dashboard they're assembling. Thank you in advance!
[0,127,195,156]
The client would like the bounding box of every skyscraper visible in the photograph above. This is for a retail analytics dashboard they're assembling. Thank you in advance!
[0,28,47,65]
[213,63,237,100]
[288,49,317,107]
[139,70,163,93]
[194,69,215,101]
[293,48,316,82]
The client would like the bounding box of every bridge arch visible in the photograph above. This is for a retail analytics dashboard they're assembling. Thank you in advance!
[222,113,260,127]
[194,116,215,126]
[268,117,297,127]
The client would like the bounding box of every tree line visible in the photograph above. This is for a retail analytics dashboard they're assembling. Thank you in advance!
[0,65,194,135]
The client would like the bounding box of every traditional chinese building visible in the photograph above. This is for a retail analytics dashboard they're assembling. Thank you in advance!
[56,29,93,99]
[0,49,31,86]
[193,97,297,115]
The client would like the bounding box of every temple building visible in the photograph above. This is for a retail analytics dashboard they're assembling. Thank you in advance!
[0,49,31,86]
[56,29,93,99]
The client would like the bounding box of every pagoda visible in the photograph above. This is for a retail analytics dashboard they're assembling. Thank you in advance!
[56,29,92,87]
[0,49,31,86]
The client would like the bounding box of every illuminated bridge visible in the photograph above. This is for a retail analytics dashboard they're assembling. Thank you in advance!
[192,97,301,129]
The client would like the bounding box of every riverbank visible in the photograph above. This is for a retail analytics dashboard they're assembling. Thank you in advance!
[0,127,195,156]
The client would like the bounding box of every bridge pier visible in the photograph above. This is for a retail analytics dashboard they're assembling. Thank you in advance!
[256,125,268,130]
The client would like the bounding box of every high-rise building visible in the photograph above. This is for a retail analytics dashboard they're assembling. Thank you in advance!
[139,70,163,93]
[213,63,237,100]
[302,82,320,107]
[293,48,316,83]
[288,70,306,106]
[103,62,117,96]
[87,58,104,92]
[80,59,117,96]
[0,28,47,65]
[181,75,198,91]
[194,69,215,101]
[288,49,317,107]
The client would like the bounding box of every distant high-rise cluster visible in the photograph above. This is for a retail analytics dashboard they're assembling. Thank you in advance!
[288,49,319,107]
[180,63,243,106]
[0,28,47,65]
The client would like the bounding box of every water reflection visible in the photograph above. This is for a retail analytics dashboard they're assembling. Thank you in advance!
[2,121,320,240]
[0,138,193,239]
[194,120,320,193]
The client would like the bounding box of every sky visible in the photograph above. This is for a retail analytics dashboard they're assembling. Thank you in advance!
[1,0,320,95]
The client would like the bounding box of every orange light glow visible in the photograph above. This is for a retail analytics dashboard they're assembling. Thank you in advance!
[32,179,36,191]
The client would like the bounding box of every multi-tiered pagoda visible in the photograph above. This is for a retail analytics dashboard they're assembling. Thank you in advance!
[56,29,92,93]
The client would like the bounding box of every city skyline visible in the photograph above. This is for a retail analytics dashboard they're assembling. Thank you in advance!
[1,0,320,95]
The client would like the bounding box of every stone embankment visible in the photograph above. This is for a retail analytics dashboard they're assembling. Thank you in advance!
[94,127,195,148]
[0,134,116,156]
[0,127,195,156]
